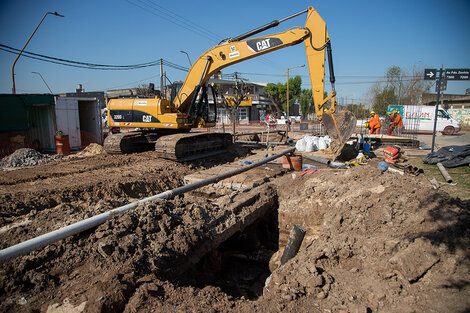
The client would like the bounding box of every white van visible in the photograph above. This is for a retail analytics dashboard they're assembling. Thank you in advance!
[388,105,461,135]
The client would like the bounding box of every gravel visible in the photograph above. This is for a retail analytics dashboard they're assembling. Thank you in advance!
[0,148,62,169]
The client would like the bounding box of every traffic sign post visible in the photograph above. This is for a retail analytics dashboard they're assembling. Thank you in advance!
[435,78,447,92]
[430,67,443,153]
[425,66,468,152]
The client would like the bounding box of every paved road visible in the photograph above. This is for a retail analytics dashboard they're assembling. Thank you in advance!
[417,131,470,149]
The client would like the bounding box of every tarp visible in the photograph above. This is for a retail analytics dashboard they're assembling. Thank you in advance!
[423,144,470,168]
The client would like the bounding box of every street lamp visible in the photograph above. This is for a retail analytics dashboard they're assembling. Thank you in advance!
[32,72,53,94]
[11,11,64,94]
[286,64,305,137]
[179,50,192,67]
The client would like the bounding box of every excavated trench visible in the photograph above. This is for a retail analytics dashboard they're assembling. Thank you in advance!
[1,151,317,311]
[180,208,279,300]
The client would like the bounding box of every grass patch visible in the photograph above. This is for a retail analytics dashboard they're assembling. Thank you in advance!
[408,157,470,200]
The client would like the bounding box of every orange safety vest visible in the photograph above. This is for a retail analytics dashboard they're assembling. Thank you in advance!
[368,114,381,129]
[393,114,403,127]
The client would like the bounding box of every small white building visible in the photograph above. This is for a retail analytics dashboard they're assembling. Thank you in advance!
[55,95,103,149]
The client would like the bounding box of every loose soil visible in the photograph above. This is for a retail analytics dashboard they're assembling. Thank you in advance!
[0,145,469,312]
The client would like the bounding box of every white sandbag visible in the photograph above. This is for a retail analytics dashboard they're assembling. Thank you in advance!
[312,136,319,151]
[295,138,306,152]
[305,139,314,152]
[317,137,328,150]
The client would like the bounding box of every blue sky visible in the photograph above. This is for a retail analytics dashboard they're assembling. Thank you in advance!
[0,0,469,107]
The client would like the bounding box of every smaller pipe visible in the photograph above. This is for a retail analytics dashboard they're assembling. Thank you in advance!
[303,155,346,169]
[280,224,306,266]
[234,141,286,145]
[437,162,453,183]
[303,155,330,165]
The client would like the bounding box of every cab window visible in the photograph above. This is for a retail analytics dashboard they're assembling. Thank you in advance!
[437,110,449,119]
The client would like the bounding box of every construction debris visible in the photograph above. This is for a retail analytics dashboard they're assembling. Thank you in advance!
[0,148,61,169]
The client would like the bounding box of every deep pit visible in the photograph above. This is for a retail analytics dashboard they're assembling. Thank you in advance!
[181,209,279,300]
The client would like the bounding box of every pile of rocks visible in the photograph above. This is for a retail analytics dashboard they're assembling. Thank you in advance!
[0,148,61,169]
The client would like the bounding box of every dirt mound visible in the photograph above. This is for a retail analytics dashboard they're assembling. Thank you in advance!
[263,165,470,312]
[70,143,106,158]
[0,148,61,169]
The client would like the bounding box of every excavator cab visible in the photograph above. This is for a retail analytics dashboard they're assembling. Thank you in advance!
[170,81,184,106]
[170,81,216,126]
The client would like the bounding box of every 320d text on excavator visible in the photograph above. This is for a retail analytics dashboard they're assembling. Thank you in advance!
[105,5,357,161]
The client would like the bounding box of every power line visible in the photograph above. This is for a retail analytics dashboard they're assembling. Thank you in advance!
[137,0,222,40]
[125,1,289,72]
[1,43,197,73]
[0,44,161,70]
[126,0,218,43]
[103,74,161,90]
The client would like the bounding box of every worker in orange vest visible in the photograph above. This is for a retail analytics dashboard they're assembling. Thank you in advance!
[386,111,395,135]
[366,111,381,134]
[392,110,404,136]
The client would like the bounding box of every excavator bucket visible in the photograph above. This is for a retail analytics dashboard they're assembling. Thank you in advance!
[322,110,357,158]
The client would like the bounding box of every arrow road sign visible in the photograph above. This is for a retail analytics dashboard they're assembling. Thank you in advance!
[424,68,437,80]
[445,68,470,80]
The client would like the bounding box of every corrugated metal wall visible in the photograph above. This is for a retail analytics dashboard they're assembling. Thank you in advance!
[28,105,55,151]
[0,94,56,155]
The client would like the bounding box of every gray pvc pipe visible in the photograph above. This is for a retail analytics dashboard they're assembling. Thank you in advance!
[0,147,295,263]
[437,162,453,183]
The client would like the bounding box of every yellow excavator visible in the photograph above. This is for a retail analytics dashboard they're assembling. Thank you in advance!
[105,5,356,160]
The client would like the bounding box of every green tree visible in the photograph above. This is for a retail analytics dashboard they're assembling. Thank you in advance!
[264,75,302,117]
[372,85,397,115]
[347,103,369,119]
[299,89,314,119]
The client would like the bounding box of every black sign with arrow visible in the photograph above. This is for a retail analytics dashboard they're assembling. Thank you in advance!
[424,68,437,80]
[445,68,470,80]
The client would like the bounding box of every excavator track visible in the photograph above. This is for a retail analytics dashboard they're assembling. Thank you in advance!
[154,132,233,161]
[104,131,232,161]
[103,131,153,154]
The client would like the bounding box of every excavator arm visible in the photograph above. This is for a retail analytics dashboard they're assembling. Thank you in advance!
[174,6,356,156]
[175,6,330,116]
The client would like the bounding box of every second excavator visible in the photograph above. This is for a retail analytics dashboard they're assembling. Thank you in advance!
[105,5,356,160]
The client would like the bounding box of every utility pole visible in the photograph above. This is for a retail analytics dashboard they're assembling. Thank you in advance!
[160,59,163,98]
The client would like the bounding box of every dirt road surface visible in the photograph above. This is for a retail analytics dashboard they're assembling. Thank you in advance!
[0,144,469,312]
